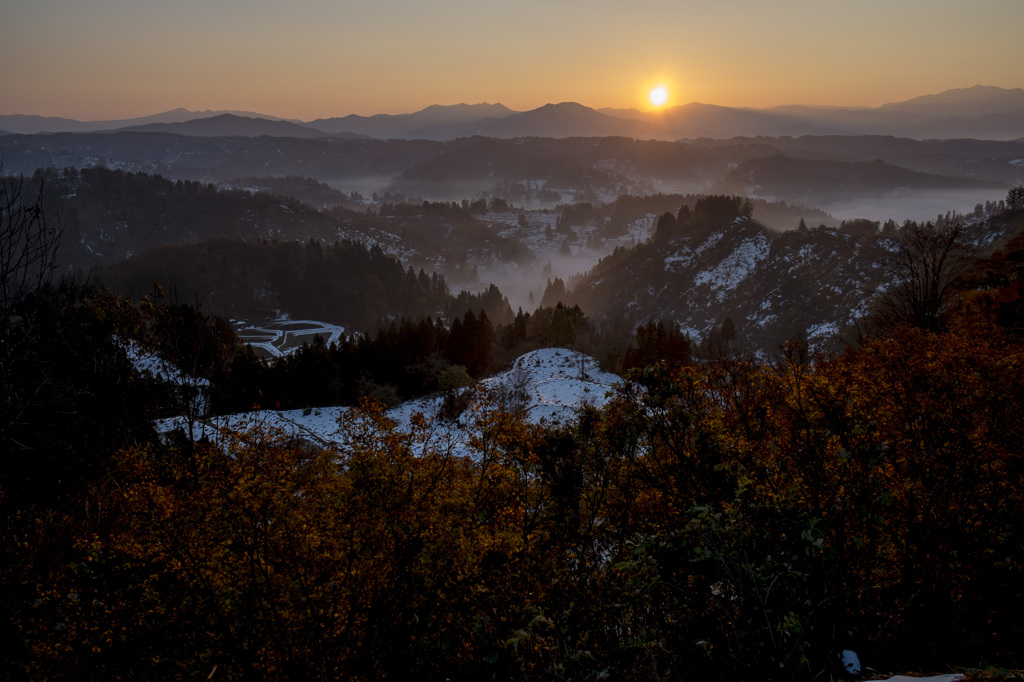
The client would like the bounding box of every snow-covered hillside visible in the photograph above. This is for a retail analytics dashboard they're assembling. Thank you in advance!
[156,348,620,454]
[569,209,1018,352]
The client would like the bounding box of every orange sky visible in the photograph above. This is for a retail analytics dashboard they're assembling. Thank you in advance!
[2,0,1022,121]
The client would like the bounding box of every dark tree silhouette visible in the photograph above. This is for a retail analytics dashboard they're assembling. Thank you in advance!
[721,316,736,344]
[1008,185,1024,211]
[0,170,62,312]
[875,221,974,332]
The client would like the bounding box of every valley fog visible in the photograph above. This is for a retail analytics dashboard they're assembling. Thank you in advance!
[478,249,628,314]
[472,186,1013,315]
[819,188,1007,225]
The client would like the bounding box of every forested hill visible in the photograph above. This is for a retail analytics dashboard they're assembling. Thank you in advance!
[0,132,440,182]
[94,238,514,332]
[23,167,530,287]
[562,194,1024,351]
[36,167,347,268]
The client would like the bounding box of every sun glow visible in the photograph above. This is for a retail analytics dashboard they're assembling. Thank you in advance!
[648,86,669,108]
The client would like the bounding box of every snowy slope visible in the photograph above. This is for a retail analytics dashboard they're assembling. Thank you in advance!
[155,348,620,455]
[484,347,620,423]
[569,209,1018,352]
[571,215,893,350]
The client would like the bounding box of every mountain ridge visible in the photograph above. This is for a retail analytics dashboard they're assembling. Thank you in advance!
[0,108,307,134]
[308,103,517,139]
[4,86,1023,140]
[114,113,340,139]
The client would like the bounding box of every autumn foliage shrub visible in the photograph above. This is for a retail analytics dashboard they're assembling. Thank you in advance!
[6,271,1024,679]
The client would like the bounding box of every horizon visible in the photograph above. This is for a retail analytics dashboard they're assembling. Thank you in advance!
[3,0,1023,121]
[6,84,1024,125]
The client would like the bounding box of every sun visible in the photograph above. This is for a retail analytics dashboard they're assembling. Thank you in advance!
[648,86,669,108]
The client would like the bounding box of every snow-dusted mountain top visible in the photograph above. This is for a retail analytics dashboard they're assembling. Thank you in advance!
[156,348,621,455]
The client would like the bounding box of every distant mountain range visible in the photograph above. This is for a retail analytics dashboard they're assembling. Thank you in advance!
[115,114,366,139]
[0,108,305,135]
[309,103,515,139]
[3,131,1019,216]
[2,86,1023,140]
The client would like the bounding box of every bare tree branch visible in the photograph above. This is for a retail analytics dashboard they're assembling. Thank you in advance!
[0,166,63,313]
[873,221,974,332]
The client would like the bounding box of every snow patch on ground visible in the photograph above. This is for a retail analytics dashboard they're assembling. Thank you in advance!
[664,246,693,270]
[120,338,208,388]
[693,233,770,293]
[806,321,840,340]
[121,338,211,416]
[156,348,620,457]
[696,231,724,254]
[499,348,620,424]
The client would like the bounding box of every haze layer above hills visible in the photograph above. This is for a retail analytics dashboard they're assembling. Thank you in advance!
[3,86,1023,141]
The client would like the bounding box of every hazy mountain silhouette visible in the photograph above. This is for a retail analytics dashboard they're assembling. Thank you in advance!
[712,156,1002,204]
[113,114,339,139]
[477,102,672,139]
[653,102,846,138]
[670,87,1024,140]
[597,107,647,120]
[878,85,1024,117]
[0,114,100,135]
[0,108,304,135]
[309,103,517,139]
[3,87,1023,139]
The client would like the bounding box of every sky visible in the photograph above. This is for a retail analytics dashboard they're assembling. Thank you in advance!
[2,0,1022,121]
